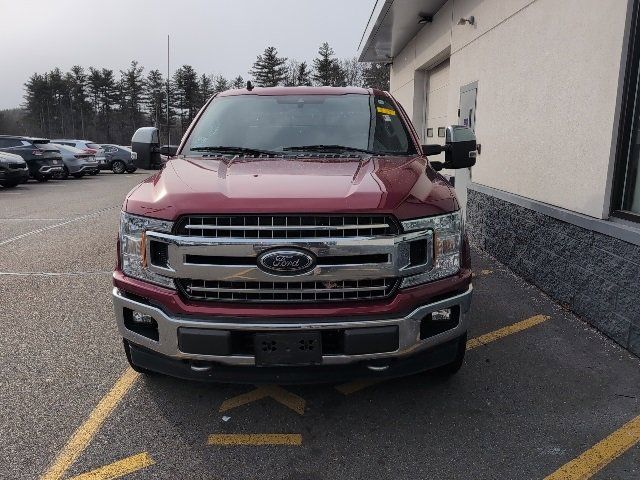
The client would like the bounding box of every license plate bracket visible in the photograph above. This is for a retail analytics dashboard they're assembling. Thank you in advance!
[254,332,322,366]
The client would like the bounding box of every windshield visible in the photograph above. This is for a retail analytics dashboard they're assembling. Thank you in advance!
[182,94,415,156]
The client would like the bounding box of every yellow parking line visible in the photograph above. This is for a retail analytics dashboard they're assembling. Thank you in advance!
[336,314,550,395]
[208,434,302,446]
[69,452,154,480]
[40,368,140,480]
[466,314,549,350]
[544,415,640,480]
[219,385,306,415]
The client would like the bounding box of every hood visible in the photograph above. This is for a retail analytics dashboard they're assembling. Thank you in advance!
[124,155,458,221]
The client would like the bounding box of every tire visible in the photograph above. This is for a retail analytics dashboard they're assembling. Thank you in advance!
[89,169,99,176]
[0,181,19,188]
[431,333,467,377]
[72,173,84,179]
[112,160,126,174]
[126,168,137,174]
[123,339,154,375]
[35,174,49,182]
[59,166,69,180]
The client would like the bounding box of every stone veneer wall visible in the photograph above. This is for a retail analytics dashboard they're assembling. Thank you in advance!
[466,188,640,357]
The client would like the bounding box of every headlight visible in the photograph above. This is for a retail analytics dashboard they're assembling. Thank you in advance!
[400,211,463,288]
[119,212,175,288]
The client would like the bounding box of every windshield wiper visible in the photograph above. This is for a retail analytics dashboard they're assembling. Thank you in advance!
[190,146,279,156]
[283,144,378,155]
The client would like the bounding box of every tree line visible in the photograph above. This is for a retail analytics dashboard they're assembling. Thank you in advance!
[2,43,389,146]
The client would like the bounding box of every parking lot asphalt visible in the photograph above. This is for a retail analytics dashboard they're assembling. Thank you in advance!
[1,172,639,480]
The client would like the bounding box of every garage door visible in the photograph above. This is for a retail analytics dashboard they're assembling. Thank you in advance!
[423,58,450,145]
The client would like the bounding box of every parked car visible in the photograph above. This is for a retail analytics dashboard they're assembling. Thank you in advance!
[99,144,138,174]
[115,87,477,383]
[0,151,29,188]
[0,135,64,181]
[52,139,106,175]
[51,144,99,179]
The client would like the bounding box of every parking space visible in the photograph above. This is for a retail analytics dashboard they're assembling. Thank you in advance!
[1,173,639,479]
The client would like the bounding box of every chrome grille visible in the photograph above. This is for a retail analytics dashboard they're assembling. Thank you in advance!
[175,215,399,239]
[177,278,399,303]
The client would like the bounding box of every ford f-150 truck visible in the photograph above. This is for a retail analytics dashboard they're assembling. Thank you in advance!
[114,86,477,383]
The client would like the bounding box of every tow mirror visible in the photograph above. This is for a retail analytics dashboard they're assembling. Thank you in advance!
[422,125,477,171]
[131,127,161,169]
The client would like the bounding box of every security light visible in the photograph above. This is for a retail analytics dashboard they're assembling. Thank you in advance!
[458,16,475,25]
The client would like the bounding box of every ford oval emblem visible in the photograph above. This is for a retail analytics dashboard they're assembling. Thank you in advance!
[257,249,316,275]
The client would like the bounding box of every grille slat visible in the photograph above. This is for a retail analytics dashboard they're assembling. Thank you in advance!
[174,214,400,303]
[178,278,398,303]
[176,215,398,239]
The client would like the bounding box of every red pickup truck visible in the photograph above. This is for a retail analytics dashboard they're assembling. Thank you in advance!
[114,86,477,383]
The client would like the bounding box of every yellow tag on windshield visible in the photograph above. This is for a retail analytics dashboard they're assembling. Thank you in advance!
[376,106,396,116]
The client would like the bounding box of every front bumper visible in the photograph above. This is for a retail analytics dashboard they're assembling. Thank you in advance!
[113,284,472,381]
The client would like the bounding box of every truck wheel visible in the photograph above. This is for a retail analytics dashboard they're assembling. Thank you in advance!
[431,333,467,377]
[123,339,154,375]
[112,160,126,174]
[59,167,69,180]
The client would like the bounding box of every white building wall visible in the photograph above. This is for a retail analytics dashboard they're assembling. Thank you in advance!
[389,0,629,218]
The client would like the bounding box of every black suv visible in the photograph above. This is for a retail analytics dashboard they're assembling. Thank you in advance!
[0,135,64,182]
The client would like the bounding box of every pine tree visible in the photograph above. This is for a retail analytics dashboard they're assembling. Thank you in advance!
[145,69,166,129]
[120,61,146,133]
[23,73,50,135]
[312,42,345,86]
[172,65,200,134]
[212,75,229,94]
[249,46,287,87]
[231,75,245,89]
[296,62,312,86]
[97,68,119,141]
[199,74,214,105]
[68,66,89,138]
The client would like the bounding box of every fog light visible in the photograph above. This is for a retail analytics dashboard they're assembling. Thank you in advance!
[132,311,154,324]
[432,308,452,321]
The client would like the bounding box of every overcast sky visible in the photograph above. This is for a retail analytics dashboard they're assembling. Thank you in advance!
[0,0,376,109]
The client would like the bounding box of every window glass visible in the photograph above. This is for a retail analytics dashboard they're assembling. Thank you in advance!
[183,94,415,155]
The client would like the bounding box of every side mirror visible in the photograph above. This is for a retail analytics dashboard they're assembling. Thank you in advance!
[131,127,161,169]
[422,125,477,171]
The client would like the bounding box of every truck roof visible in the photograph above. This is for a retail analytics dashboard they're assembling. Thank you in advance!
[217,86,385,97]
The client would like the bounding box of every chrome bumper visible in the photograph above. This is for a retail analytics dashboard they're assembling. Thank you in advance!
[112,285,472,366]
[38,165,63,173]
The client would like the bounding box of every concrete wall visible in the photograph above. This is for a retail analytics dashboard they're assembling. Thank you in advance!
[389,0,629,219]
